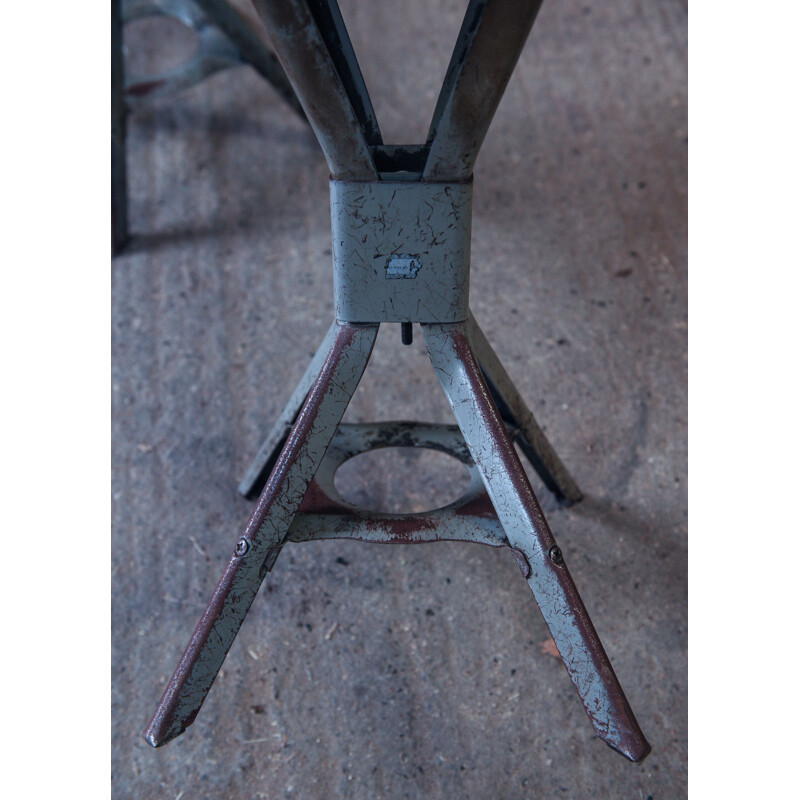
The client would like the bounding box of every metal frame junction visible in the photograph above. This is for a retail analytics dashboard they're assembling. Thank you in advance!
[144,0,651,763]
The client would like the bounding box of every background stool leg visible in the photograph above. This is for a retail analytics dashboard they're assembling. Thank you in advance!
[195,0,306,121]
[238,320,340,499]
[111,0,129,255]
[423,321,650,762]
[469,312,582,505]
[145,321,378,747]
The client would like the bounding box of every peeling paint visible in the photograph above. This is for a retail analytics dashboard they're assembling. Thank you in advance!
[422,321,651,763]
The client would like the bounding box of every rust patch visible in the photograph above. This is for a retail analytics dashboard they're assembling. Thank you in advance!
[297,479,347,515]
[456,492,496,519]
[510,547,531,579]
[360,515,437,542]
[125,79,166,98]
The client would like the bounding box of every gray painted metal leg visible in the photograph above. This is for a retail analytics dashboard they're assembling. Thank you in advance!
[144,321,378,747]
[422,321,650,762]
[468,313,582,505]
[250,0,379,180]
[423,0,545,181]
[237,321,340,499]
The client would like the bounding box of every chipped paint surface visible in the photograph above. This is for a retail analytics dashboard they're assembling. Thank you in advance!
[331,180,472,323]
[237,321,339,499]
[468,312,583,505]
[145,0,651,765]
[148,317,649,761]
[144,322,378,747]
[251,0,378,180]
[422,321,651,763]
[423,0,545,180]
[289,421,507,547]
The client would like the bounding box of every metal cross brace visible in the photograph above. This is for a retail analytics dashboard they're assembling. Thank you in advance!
[144,0,651,763]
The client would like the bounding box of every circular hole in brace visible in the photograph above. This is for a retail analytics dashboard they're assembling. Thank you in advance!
[333,447,472,515]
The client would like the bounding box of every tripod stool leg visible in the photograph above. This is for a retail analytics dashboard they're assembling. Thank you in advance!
[468,313,582,505]
[238,321,339,499]
[145,321,378,747]
[423,321,650,763]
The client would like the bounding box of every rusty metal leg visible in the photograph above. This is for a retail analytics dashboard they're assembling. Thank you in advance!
[112,0,129,255]
[422,321,650,763]
[468,313,583,506]
[144,321,378,747]
[237,321,339,499]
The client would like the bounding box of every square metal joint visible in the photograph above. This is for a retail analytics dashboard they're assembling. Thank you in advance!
[331,179,473,323]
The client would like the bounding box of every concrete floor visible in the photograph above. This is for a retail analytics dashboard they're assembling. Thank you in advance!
[111,1,687,797]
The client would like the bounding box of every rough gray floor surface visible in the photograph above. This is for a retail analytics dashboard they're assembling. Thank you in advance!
[112,1,687,797]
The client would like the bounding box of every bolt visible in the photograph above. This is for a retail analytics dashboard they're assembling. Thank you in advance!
[548,545,564,565]
[235,538,250,557]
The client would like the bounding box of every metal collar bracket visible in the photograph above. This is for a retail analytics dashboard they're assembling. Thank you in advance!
[331,179,473,323]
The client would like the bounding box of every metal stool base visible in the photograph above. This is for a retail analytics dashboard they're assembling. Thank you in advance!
[145,319,650,762]
[143,0,650,764]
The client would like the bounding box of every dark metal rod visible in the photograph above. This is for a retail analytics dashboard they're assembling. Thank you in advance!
[423,0,545,181]
[144,322,378,746]
[250,0,378,179]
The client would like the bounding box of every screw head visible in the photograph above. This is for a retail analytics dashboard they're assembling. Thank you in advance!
[548,545,564,565]
[234,538,250,557]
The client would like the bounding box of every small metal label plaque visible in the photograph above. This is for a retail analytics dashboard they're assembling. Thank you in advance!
[330,179,472,323]
[385,254,422,279]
